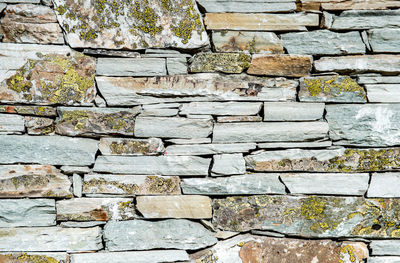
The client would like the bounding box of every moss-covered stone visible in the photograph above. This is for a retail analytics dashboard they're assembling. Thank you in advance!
[189,53,251,74]
[0,105,56,116]
[0,253,62,263]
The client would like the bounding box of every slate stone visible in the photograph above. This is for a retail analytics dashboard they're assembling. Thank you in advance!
[314,0,400,11]
[367,173,400,197]
[331,10,400,30]
[180,102,262,116]
[0,114,25,134]
[60,221,106,228]
[0,199,55,227]
[99,137,164,155]
[248,54,312,77]
[73,174,82,197]
[60,166,91,175]
[369,29,400,53]
[258,140,332,149]
[0,105,56,116]
[264,102,324,121]
[25,116,55,135]
[104,219,217,251]
[368,257,400,263]
[69,251,190,263]
[96,58,166,77]
[197,0,296,12]
[217,116,263,123]
[366,84,400,102]
[211,154,246,176]
[0,253,68,263]
[370,240,400,256]
[167,138,211,144]
[0,135,98,165]
[357,74,400,84]
[167,57,188,75]
[0,227,102,252]
[165,143,256,155]
[189,53,251,74]
[140,108,178,117]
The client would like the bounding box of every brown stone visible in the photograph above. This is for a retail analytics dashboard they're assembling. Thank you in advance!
[248,55,312,77]
[0,105,56,116]
[25,117,55,135]
[300,0,400,11]
[217,116,262,123]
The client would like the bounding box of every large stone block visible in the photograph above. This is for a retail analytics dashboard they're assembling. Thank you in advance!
[368,29,400,53]
[248,54,312,77]
[211,154,246,176]
[366,84,400,103]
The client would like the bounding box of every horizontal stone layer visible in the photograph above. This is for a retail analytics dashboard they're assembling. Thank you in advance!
[368,29,400,53]
[0,252,68,263]
[258,140,332,149]
[165,143,256,155]
[96,58,166,77]
[180,102,262,116]
[99,137,164,155]
[0,105,56,116]
[189,53,251,74]
[368,173,400,197]
[263,102,324,121]
[248,55,312,77]
[366,84,400,103]
[330,10,400,30]
[211,153,246,176]
[69,251,189,263]
[0,114,24,134]
[370,240,400,256]
[198,0,296,12]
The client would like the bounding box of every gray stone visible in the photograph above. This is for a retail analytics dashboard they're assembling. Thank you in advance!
[370,240,400,256]
[165,143,256,155]
[217,116,263,123]
[251,230,285,237]
[211,154,246,176]
[264,102,324,121]
[0,0,39,3]
[61,221,106,228]
[258,140,332,149]
[0,199,55,227]
[180,102,262,116]
[73,174,82,197]
[25,116,55,135]
[69,251,189,263]
[368,173,400,197]
[215,231,239,240]
[0,114,25,134]
[368,257,400,263]
[96,58,166,77]
[366,84,400,103]
[0,227,102,252]
[134,117,212,139]
[167,58,187,75]
[95,95,107,107]
[84,49,140,58]
[361,30,372,51]
[281,30,365,55]
[0,3,5,11]
[182,173,285,195]
[368,29,400,53]
[140,108,178,117]
[167,138,211,144]
[357,74,400,84]
[60,166,91,175]
[326,104,400,146]
[94,155,210,176]
[99,137,164,156]
[331,10,400,30]
[197,0,296,12]
[213,122,329,143]
[0,253,67,263]
[0,135,98,165]
[104,219,217,251]
[281,173,369,195]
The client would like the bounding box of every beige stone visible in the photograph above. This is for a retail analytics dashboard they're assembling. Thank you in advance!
[248,55,312,77]
[300,0,400,11]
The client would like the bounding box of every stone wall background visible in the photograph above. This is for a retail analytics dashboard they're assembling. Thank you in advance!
[0,0,400,262]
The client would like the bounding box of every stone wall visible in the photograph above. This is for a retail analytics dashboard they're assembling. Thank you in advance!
[0,0,399,262]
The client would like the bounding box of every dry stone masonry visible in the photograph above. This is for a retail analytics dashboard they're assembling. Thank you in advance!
[1,0,400,262]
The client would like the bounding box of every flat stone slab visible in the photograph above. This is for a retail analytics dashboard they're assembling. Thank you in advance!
[369,29,400,53]
[264,102,324,121]
[368,256,400,263]
[99,137,164,155]
[53,0,209,50]
[0,114,24,134]
[213,195,400,238]
[165,143,256,155]
[0,105,56,116]
[330,10,400,30]
[96,58,166,77]
[357,74,400,84]
[211,153,246,176]
[0,253,67,263]
[197,0,296,12]
[0,135,98,165]
[0,165,72,198]
[69,251,189,263]
[104,219,217,251]
[258,140,332,149]
[217,116,263,123]
[370,240,400,256]
[248,54,312,77]
[180,102,262,116]
[366,84,400,103]
[368,173,400,197]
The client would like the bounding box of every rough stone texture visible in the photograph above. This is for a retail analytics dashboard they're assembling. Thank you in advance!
[96,58,166,77]
[0,135,98,165]
[357,74,400,84]
[367,173,400,197]
[258,140,332,149]
[0,252,68,263]
[165,143,256,155]
[370,240,400,255]
[197,0,296,12]
[212,195,400,238]
[104,219,217,251]
[60,166,91,175]
[217,116,263,123]
[0,199,55,227]
[326,104,400,146]
[83,174,181,196]
[368,29,400,53]
[189,53,251,74]
[167,57,187,75]
[69,251,190,263]
[281,30,365,55]
[0,227,103,252]
[264,102,324,121]
[0,114,25,134]
[73,174,82,197]
[25,116,55,135]
[167,138,211,144]
[180,102,261,116]
[302,0,400,11]
[248,55,312,77]
[52,0,209,50]
[0,105,56,116]
[212,31,283,54]
[56,198,135,221]
[299,75,367,103]
[213,121,329,143]
[182,173,285,195]
[366,84,400,103]
[281,173,369,195]
[368,257,400,263]
[137,195,212,219]
[211,154,246,176]
[56,107,139,137]
[99,137,164,155]
[94,155,210,176]
[0,165,72,198]
[330,10,400,30]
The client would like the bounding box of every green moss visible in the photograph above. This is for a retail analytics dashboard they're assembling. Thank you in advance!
[304,76,365,99]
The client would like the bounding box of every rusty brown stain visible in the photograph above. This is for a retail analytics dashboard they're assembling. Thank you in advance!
[90,209,108,221]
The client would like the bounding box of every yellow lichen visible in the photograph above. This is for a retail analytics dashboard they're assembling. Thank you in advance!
[304,76,365,99]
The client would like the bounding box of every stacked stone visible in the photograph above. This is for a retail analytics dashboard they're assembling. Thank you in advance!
[0,0,400,262]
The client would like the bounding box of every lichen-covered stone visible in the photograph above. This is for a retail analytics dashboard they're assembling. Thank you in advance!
[52,0,209,50]
[25,116,55,135]
[0,165,72,198]
[263,102,324,121]
[69,251,189,263]
[0,114,25,134]
[248,54,312,77]
[189,53,251,74]
[0,105,56,116]
[299,75,366,103]
[165,143,256,155]
[0,252,68,263]
[99,137,164,155]
[180,102,262,116]
[330,10,400,30]
[368,173,400,197]
[213,195,400,238]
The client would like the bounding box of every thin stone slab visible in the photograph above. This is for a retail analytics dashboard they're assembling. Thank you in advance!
[326,104,400,146]
[0,252,68,263]
[248,54,312,77]
[330,10,400,30]
[0,0,39,3]
[166,138,211,144]
[60,221,106,228]
[94,155,210,176]
[281,173,369,195]
[370,240,400,256]
[309,0,400,11]
[99,137,164,155]
[165,143,256,155]
[211,154,246,176]
[366,84,400,102]
[73,174,82,197]
[197,0,296,12]
[213,195,400,238]
[180,102,262,116]
[60,166,91,175]
[0,114,24,134]
[281,30,365,55]
[140,108,179,117]
[213,121,329,143]
[0,105,56,116]
[104,219,217,251]
[0,135,98,165]
[258,140,332,149]
[69,251,190,263]
[357,74,400,84]
[189,53,251,74]
[0,227,102,252]
[0,165,72,198]
[53,0,209,50]
[56,198,135,221]
[182,173,285,195]
[368,257,400,263]
[217,116,262,123]
[368,173,400,197]
[83,174,181,196]
[264,102,324,121]
[0,199,55,227]
[96,58,166,77]
[369,29,400,53]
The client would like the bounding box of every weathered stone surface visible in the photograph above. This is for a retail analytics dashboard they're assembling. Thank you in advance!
[331,10,400,30]
[0,105,56,116]
[281,30,365,55]
[104,219,217,251]
[60,221,105,228]
[281,173,369,195]
[213,121,328,143]
[0,165,72,198]
[165,143,256,155]
[368,29,400,53]
[96,74,297,105]
[315,55,400,73]
[213,195,400,237]
[0,135,98,165]
[0,43,96,105]
[166,57,188,75]
[366,84,400,103]
[0,0,39,3]
[326,104,400,146]
[0,199,55,227]
[212,154,246,176]
[56,107,139,137]
[258,140,332,149]
[368,257,400,263]
[73,174,82,197]
[94,155,210,176]
[141,107,178,117]
[25,116,54,135]
[217,116,262,123]
[264,102,324,121]
[303,0,400,11]
[182,173,285,195]
[99,137,164,155]
[137,196,212,219]
[191,234,368,263]
[180,102,262,116]
[96,58,166,77]
[357,74,400,84]
[370,240,400,255]
[83,174,180,196]
[189,53,251,74]
[198,0,296,12]
[368,173,400,197]
[204,13,319,31]
[134,117,212,139]
[56,198,135,221]
[0,4,63,44]
[0,114,25,134]
[299,75,366,103]
[0,252,68,263]
[248,55,312,77]
[0,227,102,252]
[60,166,91,175]
[0,3,5,11]
[212,31,283,54]
[245,147,400,172]
[69,251,189,263]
